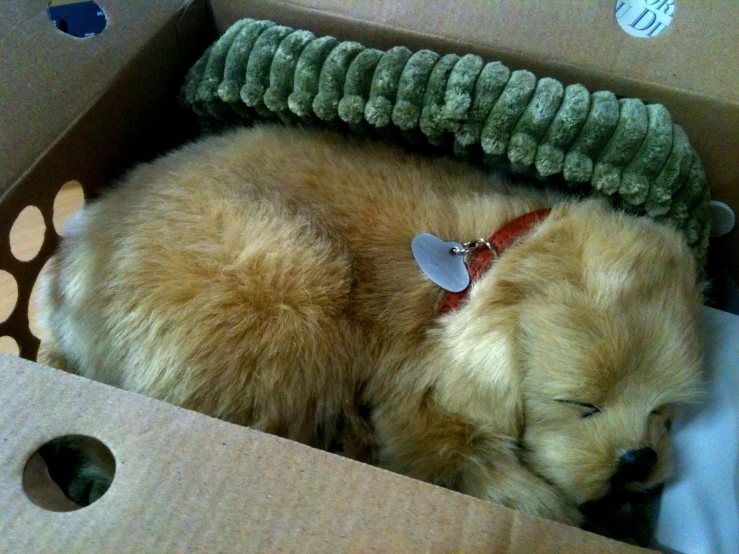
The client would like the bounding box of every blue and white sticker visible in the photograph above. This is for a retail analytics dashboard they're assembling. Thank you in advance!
[615,0,676,38]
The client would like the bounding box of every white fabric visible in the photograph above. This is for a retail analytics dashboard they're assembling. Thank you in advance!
[656,306,739,554]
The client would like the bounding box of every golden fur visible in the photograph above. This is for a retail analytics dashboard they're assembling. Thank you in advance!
[37,125,704,525]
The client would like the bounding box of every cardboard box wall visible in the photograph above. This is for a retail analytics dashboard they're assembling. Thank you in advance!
[1,0,737,551]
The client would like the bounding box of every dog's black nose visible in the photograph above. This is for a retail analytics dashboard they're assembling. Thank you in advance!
[615,447,657,482]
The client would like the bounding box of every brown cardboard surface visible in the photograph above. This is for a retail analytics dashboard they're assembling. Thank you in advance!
[0,0,192,197]
[0,354,648,553]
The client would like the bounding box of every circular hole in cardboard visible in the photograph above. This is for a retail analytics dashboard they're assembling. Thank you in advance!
[53,180,86,236]
[0,270,18,323]
[0,336,20,356]
[48,1,107,39]
[10,206,46,262]
[23,435,116,512]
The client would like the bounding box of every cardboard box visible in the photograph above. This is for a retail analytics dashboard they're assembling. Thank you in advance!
[1,353,646,552]
[1,0,737,551]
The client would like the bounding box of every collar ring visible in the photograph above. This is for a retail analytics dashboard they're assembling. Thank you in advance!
[451,238,496,258]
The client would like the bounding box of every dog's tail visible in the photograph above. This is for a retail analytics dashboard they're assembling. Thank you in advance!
[34,210,87,372]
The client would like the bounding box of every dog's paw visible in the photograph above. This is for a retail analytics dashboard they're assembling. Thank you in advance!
[481,467,583,527]
[543,495,584,527]
[515,478,583,527]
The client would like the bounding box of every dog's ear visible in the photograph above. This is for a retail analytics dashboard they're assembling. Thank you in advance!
[429,298,526,438]
[421,207,589,436]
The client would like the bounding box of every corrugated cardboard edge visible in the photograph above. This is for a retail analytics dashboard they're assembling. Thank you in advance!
[0,355,650,553]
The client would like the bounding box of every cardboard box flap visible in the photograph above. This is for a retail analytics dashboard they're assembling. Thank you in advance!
[0,0,191,198]
[0,355,646,552]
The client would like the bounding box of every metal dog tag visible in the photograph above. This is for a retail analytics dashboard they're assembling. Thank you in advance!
[411,233,469,292]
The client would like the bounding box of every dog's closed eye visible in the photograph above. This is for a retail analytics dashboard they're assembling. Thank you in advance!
[651,408,673,431]
[556,400,601,418]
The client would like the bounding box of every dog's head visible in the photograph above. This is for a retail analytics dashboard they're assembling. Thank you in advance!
[517,202,703,505]
[440,200,704,506]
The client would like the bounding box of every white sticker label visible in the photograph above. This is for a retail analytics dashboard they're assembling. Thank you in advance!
[615,0,676,38]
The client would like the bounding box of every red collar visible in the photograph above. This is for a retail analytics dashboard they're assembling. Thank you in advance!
[439,209,551,314]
